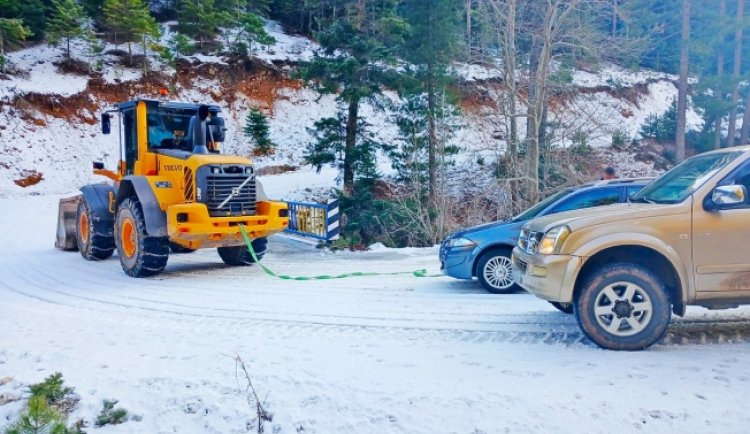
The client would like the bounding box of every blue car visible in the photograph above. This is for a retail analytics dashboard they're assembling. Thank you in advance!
[439,179,650,293]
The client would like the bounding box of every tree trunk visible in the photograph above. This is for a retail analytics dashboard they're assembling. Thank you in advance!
[426,64,437,206]
[675,0,690,163]
[343,97,359,198]
[504,0,519,214]
[611,0,618,35]
[740,91,750,144]
[466,0,472,53]
[714,0,726,149]
[67,37,71,60]
[726,0,744,147]
[142,33,148,76]
[0,31,4,74]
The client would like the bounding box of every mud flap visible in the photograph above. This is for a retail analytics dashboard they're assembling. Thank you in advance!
[55,195,81,250]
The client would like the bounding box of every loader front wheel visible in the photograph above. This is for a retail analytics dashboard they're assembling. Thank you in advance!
[77,199,114,261]
[115,198,169,277]
[218,237,267,266]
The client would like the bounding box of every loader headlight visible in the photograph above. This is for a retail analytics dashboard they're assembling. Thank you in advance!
[245,166,254,174]
[210,166,221,174]
[446,237,476,248]
[537,225,571,255]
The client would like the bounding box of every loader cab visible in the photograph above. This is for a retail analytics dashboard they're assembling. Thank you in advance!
[104,99,225,176]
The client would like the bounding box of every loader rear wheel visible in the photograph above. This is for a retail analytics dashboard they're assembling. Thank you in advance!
[76,199,114,261]
[115,198,169,277]
[218,238,267,266]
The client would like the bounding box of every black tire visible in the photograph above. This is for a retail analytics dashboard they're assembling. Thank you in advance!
[475,248,520,294]
[76,199,115,261]
[575,263,671,351]
[218,237,268,266]
[114,198,169,277]
[550,301,574,314]
[169,242,196,254]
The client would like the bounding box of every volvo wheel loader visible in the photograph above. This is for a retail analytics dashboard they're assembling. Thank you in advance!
[55,98,289,277]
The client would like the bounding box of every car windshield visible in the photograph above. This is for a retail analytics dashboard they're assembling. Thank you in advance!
[512,188,575,221]
[631,151,742,204]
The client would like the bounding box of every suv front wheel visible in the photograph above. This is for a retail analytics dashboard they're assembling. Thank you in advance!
[575,263,671,350]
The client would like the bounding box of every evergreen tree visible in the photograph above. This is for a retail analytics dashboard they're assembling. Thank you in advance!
[47,0,90,61]
[0,0,47,42]
[399,0,461,204]
[299,0,408,197]
[0,18,32,73]
[103,0,158,71]
[244,109,276,155]
[177,0,229,48]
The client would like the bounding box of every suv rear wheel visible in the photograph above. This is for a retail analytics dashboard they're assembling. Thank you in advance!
[476,248,519,294]
[575,263,671,350]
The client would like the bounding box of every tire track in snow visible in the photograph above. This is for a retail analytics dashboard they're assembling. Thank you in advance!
[4,258,750,347]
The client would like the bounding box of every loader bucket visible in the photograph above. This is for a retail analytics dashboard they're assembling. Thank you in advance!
[55,195,81,251]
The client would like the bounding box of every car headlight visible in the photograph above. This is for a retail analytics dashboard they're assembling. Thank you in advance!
[537,225,571,255]
[446,237,476,248]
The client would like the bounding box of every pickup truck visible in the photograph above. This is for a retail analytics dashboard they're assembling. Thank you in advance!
[512,146,750,350]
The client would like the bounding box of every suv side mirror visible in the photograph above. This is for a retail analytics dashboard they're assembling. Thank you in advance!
[101,113,111,135]
[707,185,747,211]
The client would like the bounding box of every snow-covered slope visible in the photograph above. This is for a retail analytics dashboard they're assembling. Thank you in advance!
[1,20,691,198]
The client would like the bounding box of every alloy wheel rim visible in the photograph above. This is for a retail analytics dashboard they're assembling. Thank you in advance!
[594,281,653,337]
[483,256,514,289]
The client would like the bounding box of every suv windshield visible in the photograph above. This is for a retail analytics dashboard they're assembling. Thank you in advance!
[632,151,742,204]
[512,188,575,221]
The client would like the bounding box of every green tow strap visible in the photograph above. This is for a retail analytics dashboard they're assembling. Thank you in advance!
[239,225,443,280]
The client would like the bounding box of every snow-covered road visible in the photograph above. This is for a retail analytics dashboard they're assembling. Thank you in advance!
[1,195,750,434]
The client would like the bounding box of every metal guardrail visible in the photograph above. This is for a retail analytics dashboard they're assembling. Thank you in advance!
[285,199,340,242]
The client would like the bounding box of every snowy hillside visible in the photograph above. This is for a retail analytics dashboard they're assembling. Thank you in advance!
[0,20,694,198]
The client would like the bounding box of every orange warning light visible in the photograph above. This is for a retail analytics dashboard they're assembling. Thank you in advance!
[158,88,169,96]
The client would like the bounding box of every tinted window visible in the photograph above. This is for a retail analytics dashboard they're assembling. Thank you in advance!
[548,187,621,214]
[512,188,576,221]
[627,186,644,199]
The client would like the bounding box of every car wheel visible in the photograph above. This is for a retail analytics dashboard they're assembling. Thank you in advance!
[476,249,520,294]
[575,263,671,350]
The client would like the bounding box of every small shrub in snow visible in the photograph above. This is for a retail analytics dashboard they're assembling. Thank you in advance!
[4,396,68,434]
[244,109,276,156]
[94,399,128,427]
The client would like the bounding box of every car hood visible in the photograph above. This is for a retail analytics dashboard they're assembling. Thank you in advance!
[448,219,517,239]
[524,202,686,233]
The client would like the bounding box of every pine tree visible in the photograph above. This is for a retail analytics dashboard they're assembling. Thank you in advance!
[399,0,461,205]
[47,0,90,61]
[0,18,31,73]
[299,0,408,198]
[103,0,158,71]
[177,0,230,48]
[244,109,276,155]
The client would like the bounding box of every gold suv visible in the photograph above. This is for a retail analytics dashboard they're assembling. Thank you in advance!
[513,146,750,350]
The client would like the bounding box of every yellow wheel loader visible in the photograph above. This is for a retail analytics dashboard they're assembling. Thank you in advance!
[55,98,289,277]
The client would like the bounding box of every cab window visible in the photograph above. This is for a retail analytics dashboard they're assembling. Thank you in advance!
[548,187,621,214]
[121,109,137,174]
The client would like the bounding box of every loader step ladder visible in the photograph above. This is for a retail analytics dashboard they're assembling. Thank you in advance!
[284,199,340,242]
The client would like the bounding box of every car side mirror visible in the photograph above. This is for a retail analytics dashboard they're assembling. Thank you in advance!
[708,185,747,211]
[101,113,111,135]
